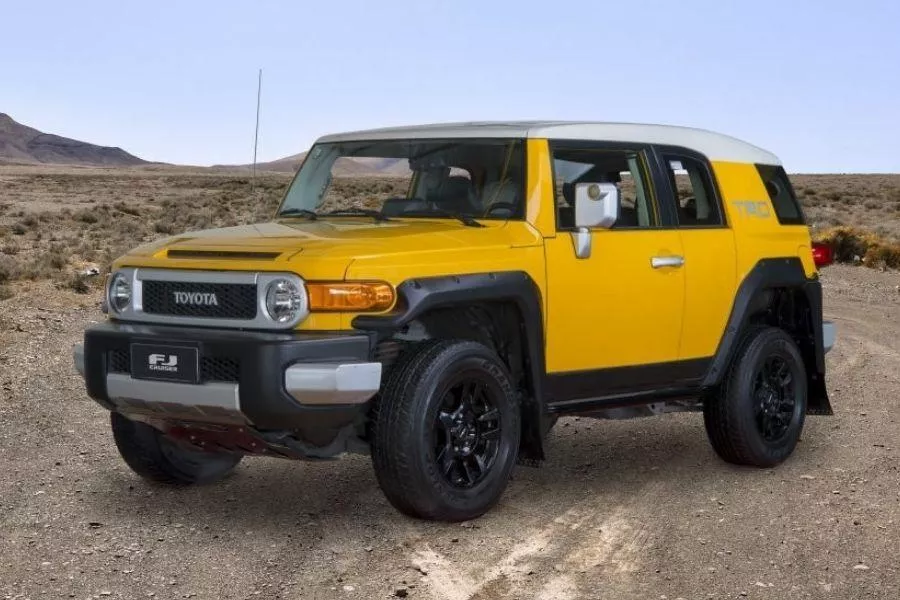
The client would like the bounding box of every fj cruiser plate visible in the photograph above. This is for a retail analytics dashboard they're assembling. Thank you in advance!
[130,343,199,384]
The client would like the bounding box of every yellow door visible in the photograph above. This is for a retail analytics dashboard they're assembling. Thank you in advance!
[542,143,686,374]
[678,229,736,359]
[657,153,738,360]
[544,230,685,373]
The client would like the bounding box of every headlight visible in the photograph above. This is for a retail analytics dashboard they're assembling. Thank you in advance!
[306,282,395,312]
[107,272,132,313]
[265,278,304,323]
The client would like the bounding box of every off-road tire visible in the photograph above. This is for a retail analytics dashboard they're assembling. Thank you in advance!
[704,326,807,467]
[111,412,242,485]
[371,339,521,521]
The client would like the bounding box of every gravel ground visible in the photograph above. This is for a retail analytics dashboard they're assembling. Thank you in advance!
[1,264,899,600]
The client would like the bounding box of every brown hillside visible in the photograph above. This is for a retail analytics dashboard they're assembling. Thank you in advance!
[216,153,409,176]
[0,113,146,167]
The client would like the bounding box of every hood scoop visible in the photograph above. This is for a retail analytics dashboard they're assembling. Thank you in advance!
[166,249,284,261]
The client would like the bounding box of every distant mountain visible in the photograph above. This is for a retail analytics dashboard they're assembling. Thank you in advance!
[0,113,147,166]
[216,153,410,176]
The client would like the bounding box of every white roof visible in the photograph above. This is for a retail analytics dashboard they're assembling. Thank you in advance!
[317,121,780,165]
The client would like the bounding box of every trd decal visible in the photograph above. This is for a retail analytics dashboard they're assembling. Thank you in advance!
[733,200,771,218]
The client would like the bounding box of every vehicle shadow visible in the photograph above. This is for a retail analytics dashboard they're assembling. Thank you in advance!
[82,412,799,538]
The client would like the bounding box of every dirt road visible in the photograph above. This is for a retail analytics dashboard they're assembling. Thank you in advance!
[2,264,899,600]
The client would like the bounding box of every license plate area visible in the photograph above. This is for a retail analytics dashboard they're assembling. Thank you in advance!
[130,343,200,384]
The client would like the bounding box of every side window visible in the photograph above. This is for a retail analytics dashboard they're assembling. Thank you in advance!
[756,164,805,224]
[551,145,656,230]
[664,155,723,227]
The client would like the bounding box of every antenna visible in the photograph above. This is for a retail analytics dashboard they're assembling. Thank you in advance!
[251,68,262,192]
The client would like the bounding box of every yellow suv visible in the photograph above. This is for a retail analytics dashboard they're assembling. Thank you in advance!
[74,122,835,521]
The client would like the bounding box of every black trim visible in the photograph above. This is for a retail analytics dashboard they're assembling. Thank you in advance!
[352,271,548,457]
[547,386,700,415]
[702,257,830,414]
[545,358,709,403]
[544,358,709,413]
[83,322,378,436]
[801,277,831,414]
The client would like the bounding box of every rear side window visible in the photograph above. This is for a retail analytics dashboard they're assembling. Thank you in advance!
[662,155,724,227]
[757,164,805,225]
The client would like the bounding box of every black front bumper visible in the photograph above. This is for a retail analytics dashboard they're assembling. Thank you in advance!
[82,321,378,434]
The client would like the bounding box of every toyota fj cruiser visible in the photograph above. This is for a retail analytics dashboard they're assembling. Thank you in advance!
[74,122,836,521]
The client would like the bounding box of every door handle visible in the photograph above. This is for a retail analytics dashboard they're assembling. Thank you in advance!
[651,255,685,269]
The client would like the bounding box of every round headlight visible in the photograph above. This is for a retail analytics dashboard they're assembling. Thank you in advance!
[265,279,304,323]
[108,273,132,313]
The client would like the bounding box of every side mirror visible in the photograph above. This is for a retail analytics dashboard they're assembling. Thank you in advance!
[575,182,618,228]
[571,183,619,258]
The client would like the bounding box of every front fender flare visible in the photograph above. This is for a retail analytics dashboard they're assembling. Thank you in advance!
[353,271,549,458]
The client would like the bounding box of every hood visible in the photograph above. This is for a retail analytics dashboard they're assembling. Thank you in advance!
[124,217,542,263]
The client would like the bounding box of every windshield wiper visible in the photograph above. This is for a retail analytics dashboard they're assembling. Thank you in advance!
[429,209,485,228]
[324,208,392,222]
[278,208,319,220]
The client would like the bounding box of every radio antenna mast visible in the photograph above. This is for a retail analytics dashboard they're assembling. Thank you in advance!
[251,68,262,192]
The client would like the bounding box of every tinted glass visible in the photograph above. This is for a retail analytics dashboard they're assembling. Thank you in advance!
[757,164,805,225]
[280,139,526,221]
[663,155,723,227]
[551,146,655,230]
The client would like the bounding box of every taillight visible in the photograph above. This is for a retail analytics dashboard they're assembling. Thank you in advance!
[812,242,833,268]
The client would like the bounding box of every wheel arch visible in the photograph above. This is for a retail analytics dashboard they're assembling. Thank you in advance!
[703,257,831,414]
[353,271,549,460]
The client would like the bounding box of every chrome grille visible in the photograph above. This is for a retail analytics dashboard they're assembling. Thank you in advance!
[142,281,257,320]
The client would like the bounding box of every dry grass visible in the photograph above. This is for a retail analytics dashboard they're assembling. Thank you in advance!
[813,226,900,269]
[795,174,900,240]
[0,167,898,300]
[0,167,290,295]
[0,167,414,298]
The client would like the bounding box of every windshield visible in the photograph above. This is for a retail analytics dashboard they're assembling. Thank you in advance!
[278,139,525,221]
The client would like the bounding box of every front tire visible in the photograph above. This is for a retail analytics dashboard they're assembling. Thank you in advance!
[704,326,807,467]
[371,340,521,521]
[111,412,242,485]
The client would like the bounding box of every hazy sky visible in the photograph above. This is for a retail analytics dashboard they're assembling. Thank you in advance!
[3,0,899,172]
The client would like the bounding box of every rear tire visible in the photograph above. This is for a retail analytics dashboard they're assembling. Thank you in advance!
[111,412,242,485]
[371,340,520,521]
[704,326,807,467]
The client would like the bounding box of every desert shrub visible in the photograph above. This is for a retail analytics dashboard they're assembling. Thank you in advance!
[75,210,99,224]
[113,201,141,216]
[46,250,67,270]
[60,273,92,294]
[0,257,13,283]
[1,243,19,256]
[11,222,27,235]
[814,226,900,269]
[0,285,12,300]
[864,245,900,269]
[154,219,176,234]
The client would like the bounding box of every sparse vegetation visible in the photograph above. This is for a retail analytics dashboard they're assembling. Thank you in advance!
[813,226,900,269]
[0,167,898,302]
[794,174,900,238]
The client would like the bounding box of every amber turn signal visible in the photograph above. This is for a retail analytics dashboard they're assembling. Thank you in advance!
[306,282,395,312]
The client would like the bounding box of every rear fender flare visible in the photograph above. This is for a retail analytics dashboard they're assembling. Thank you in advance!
[703,257,830,413]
